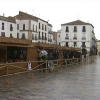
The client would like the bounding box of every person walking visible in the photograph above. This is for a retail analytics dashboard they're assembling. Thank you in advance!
[48,53,54,72]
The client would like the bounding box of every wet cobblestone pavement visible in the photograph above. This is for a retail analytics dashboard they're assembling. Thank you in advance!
[0,56,100,100]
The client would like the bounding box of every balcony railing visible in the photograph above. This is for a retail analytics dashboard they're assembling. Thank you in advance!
[42,36,45,40]
[82,37,86,40]
[73,37,77,39]
[65,37,69,39]
[48,31,52,34]
[48,39,52,42]
[81,45,86,47]
[35,37,37,40]
[45,37,47,40]
[10,27,13,31]
[38,36,41,39]
[65,45,69,47]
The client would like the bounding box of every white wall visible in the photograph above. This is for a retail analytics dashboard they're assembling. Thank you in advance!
[0,20,8,37]
[7,22,17,38]
[48,25,53,44]
[38,19,48,43]
[58,24,96,54]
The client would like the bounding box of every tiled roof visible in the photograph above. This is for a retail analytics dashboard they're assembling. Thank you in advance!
[61,20,94,28]
[48,23,52,27]
[15,11,38,22]
[0,16,16,23]
[7,16,16,23]
[15,11,52,26]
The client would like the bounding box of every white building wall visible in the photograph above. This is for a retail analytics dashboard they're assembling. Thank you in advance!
[0,20,8,37]
[48,25,53,44]
[16,19,29,39]
[59,24,95,54]
[38,19,48,43]
[16,19,21,36]
[7,22,17,38]
[20,20,29,30]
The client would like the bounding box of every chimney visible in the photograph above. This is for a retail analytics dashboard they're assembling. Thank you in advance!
[3,13,5,17]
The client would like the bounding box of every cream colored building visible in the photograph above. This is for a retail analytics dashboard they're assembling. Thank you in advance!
[97,40,100,54]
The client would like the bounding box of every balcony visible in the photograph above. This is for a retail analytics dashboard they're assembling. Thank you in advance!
[35,37,37,40]
[81,45,86,48]
[2,26,4,30]
[48,31,52,34]
[38,36,41,40]
[48,39,52,42]
[65,37,69,39]
[10,27,13,31]
[92,31,94,34]
[32,37,35,40]
[65,45,69,47]
[82,37,86,40]
[21,37,26,39]
[42,36,45,40]
[73,37,77,39]
[45,37,47,40]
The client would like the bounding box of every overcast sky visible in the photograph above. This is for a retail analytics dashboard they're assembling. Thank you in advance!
[0,0,100,39]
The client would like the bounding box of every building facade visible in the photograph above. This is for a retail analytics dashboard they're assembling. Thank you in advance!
[57,20,97,55]
[0,11,53,44]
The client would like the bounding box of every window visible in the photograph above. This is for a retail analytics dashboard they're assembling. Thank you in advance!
[38,32,41,39]
[74,26,77,32]
[32,34,34,39]
[45,25,46,31]
[74,42,77,47]
[42,24,44,30]
[17,24,19,30]
[66,26,69,32]
[66,42,69,47]
[59,43,60,45]
[59,35,60,37]
[22,33,26,39]
[42,32,43,39]
[82,42,86,47]
[82,26,86,32]
[23,24,25,30]
[35,34,37,40]
[17,33,19,38]
[39,23,40,29]
[10,33,13,38]
[1,32,5,37]
[65,34,69,39]
[36,25,37,31]
[33,25,34,30]
[45,33,46,40]
[10,24,13,31]
[2,23,4,30]
[73,33,77,39]
[82,42,85,46]
[45,33,46,37]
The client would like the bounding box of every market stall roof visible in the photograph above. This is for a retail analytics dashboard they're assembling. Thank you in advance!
[0,43,34,47]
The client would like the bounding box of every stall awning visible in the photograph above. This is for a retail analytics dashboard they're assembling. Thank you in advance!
[0,43,34,47]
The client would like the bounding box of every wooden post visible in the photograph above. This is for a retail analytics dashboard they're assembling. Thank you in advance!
[27,61,32,79]
[66,59,68,69]
[45,60,48,74]
[77,58,79,67]
[4,62,10,85]
[57,59,59,72]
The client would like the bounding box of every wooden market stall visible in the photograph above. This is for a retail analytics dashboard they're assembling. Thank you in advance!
[0,36,81,75]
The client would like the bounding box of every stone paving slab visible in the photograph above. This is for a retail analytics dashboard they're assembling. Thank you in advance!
[0,56,100,100]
